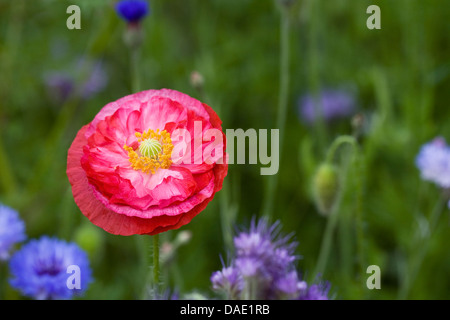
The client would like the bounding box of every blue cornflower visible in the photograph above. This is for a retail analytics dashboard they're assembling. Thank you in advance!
[115,0,150,24]
[299,89,356,124]
[0,204,26,261]
[211,218,331,300]
[416,137,450,189]
[9,236,92,300]
[0,205,26,261]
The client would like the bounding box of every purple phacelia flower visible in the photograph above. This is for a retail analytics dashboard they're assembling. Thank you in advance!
[299,89,356,124]
[115,0,150,24]
[211,218,332,300]
[0,204,26,261]
[298,281,331,300]
[9,236,92,300]
[211,265,244,299]
[416,137,450,189]
[274,271,307,299]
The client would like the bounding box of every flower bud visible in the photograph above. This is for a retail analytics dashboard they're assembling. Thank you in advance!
[190,71,204,91]
[351,113,365,137]
[313,163,340,216]
[161,231,193,266]
[175,230,192,245]
[73,222,103,258]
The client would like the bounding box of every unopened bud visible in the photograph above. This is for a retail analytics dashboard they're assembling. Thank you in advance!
[160,242,174,266]
[73,223,103,258]
[161,231,192,266]
[313,163,340,216]
[190,71,204,91]
[175,230,192,245]
[351,113,365,137]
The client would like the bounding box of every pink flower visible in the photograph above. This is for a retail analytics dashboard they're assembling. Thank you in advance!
[67,89,227,235]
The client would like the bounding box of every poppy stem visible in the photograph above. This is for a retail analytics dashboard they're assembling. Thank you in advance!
[153,234,160,288]
[313,188,342,279]
[325,135,358,164]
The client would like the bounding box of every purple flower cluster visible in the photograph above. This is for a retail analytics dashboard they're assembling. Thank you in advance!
[9,236,92,300]
[43,57,107,104]
[299,89,355,124]
[43,73,74,103]
[211,218,330,300]
[416,137,450,189]
[0,204,26,261]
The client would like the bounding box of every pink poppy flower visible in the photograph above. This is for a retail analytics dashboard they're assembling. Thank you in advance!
[67,89,227,235]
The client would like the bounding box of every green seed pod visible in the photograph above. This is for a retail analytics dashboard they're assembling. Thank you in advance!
[139,138,162,158]
[313,163,340,216]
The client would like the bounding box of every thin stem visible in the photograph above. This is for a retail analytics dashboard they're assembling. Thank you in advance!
[0,262,5,300]
[398,195,447,299]
[153,234,160,288]
[325,135,358,164]
[313,135,362,279]
[131,47,141,93]
[219,179,235,250]
[308,0,328,153]
[243,276,258,300]
[262,6,290,219]
[328,135,366,280]
[313,187,342,278]
[276,9,290,136]
[137,235,151,298]
[0,135,18,196]
[354,152,366,285]
[338,211,352,280]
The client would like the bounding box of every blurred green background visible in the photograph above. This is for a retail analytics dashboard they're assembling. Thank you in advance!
[0,0,449,299]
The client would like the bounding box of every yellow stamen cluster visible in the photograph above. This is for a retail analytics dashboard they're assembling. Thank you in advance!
[124,129,174,174]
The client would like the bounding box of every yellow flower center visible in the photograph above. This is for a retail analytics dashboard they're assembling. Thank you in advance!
[123,129,174,174]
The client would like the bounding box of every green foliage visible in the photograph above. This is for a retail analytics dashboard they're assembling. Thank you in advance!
[0,0,449,299]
